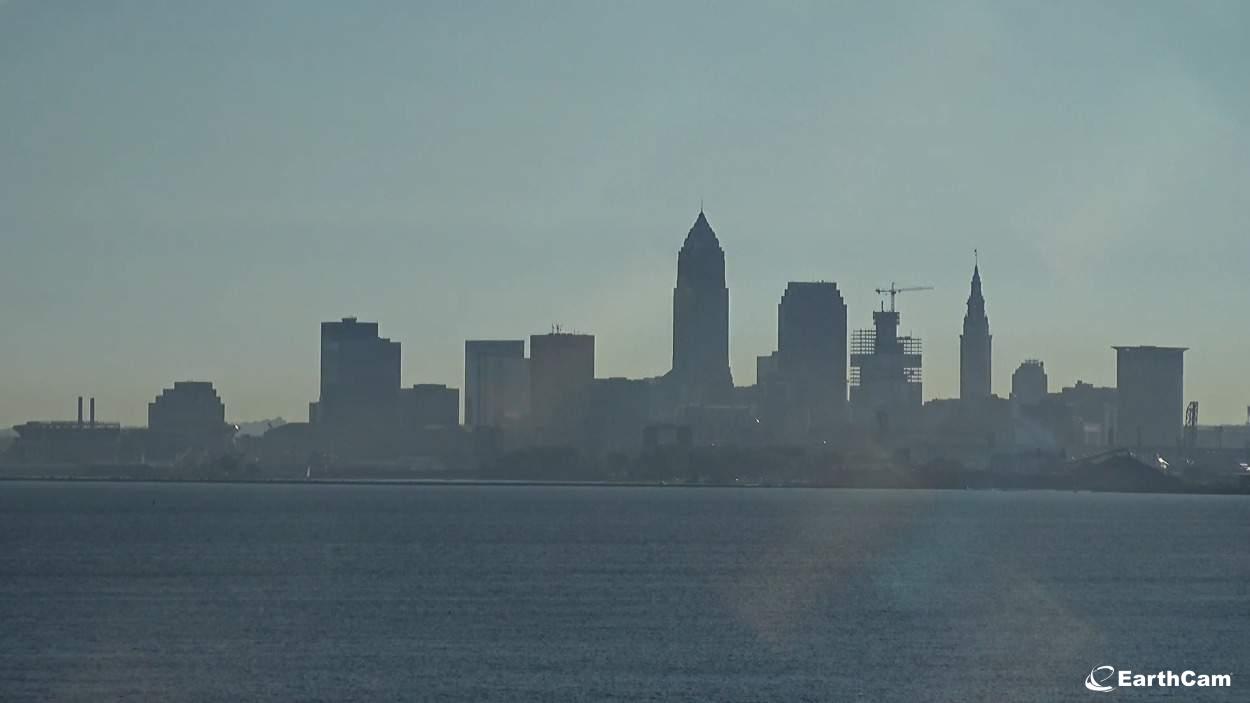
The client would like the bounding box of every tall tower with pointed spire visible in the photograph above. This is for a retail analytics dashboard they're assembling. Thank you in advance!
[959,255,992,400]
[670,210,733,404]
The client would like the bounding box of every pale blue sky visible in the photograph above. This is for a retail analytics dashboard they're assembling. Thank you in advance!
[2,1,1248,426]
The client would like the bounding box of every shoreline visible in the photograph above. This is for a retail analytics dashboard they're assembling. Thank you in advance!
[1,474,1247,496]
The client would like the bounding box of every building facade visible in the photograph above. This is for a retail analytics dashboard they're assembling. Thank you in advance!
[1114,345,1186,449]
[776,281,848,431]
[464,340,529,429]
[529,332,595,441]
[400,384,459,429]
[313,317,401,430]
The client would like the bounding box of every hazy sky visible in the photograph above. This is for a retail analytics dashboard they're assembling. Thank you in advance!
[2,1,1248,427]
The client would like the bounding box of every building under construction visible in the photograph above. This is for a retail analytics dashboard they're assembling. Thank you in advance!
[850,289,924,430]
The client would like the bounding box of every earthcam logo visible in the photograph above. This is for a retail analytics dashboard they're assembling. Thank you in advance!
[1085,666,1117,692]
[1085,665,1232,692]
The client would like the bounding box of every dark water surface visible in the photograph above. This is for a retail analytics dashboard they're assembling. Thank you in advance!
[0,482,1246,701]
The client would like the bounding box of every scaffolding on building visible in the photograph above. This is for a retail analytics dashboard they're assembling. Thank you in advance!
[849,330,923,388]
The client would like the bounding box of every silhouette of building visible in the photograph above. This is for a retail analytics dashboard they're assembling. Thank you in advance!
[756,352,780,389]
[959,261,991,400]
[850,306,922,432]
[754,351,784,435]
[464,340,529,429]
[775,281,847,432]
[1011,360,1047,407]
[1114,345,1186,449]
[149,382,226,434]
[585,377,652,453]
[529,332,594,442]
[400,384,459,429]
[669,210,733,406]
[147,381,233,457]
[918,396,1013,467]
[1010,377,1118,458]
[310,317,401,430]
[1016,380,1117,455]
[9,396,121,464]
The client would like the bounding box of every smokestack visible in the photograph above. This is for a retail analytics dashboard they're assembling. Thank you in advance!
[77,396,83,426]
[90,397,96,426]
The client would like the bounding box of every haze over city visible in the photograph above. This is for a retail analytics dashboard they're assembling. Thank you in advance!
[2,5,1249,701]
[2,1,1248,427]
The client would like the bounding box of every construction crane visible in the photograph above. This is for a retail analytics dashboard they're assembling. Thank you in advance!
[874,282,934,312]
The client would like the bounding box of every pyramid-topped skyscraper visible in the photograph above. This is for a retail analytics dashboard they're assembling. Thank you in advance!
[669,210,733,404]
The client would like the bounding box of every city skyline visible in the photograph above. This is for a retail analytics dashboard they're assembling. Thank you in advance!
[2,2,1249,425]
[0,205,1239,428]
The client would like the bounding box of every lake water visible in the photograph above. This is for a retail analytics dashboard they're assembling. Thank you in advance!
[0,482,1246,701]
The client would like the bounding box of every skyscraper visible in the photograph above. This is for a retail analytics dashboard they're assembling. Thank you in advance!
[1010,360,1048,407]
[464,340,529,429]
[850,307,923,427]
[777,281,848,429]
[1114,345,1186,449]
[312,317,401,429]
[959,260,992,400]
[529,332,595,441]
[670,210,732,404]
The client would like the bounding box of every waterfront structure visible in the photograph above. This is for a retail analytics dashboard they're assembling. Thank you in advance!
[311,317,401,429]
[529,331,595,441]
[464,340,529,429]
[8,396,121,464]
[149,381,226,433]
[776,282,848,431]
[147,381,233,456]
[1114,345,1186,449]
[1011,360,1048,407]
[959,260,992,400]
[669,210,733,406]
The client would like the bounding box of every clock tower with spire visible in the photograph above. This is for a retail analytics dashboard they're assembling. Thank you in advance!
[959,253,992,400]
